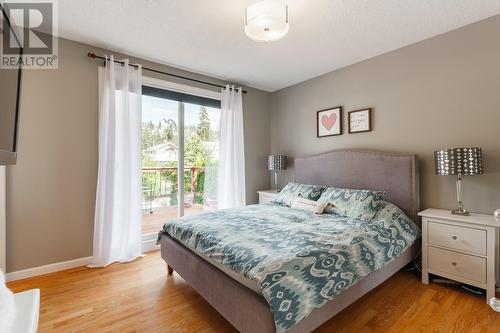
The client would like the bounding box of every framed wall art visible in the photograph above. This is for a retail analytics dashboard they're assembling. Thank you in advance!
[317,106,342,137]
[348,108,372,133]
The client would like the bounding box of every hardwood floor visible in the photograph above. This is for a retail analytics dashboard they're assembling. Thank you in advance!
[7,251,499,333]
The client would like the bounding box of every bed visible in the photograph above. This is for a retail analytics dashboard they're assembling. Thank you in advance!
[159,149,420,333]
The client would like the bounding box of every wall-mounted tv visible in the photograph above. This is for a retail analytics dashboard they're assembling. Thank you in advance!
[0,7,22,165]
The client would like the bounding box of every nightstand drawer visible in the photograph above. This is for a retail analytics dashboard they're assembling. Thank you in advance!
[259,194,276,204]
[428,246,486,284]
[258,191,278,204]
[428,221,486,256]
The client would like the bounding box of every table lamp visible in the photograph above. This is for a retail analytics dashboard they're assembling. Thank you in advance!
[434,147,483,216]
[268,155,287,192]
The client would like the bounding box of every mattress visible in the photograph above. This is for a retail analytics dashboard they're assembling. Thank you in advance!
[160,202,420,333]
[161,235,419,333]
[183,242,261,293]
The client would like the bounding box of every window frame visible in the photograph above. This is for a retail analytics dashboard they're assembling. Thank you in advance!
[140,76,222,248]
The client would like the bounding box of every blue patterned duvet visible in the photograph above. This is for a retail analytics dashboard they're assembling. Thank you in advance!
[160,202,420,332]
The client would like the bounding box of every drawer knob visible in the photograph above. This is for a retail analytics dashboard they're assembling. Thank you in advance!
[451,235,458,240]
[451,262,458,267]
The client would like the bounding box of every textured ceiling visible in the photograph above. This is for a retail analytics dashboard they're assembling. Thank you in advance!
[56,0,500,91]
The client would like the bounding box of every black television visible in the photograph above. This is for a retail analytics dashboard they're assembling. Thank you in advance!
[0,6,22,165]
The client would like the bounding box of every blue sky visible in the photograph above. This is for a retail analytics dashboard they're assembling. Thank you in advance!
[142,95,220,130]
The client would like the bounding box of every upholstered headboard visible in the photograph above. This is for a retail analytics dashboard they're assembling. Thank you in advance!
[295,149,420,223]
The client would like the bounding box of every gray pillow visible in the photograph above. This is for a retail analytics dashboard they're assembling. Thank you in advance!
[274,183,325,207]
[318,187,386,221]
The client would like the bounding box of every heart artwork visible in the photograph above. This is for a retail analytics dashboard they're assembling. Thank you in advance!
[317,107,342,137]
[321,113,337,131]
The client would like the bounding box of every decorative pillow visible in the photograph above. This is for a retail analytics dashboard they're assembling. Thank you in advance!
[291,197,329,214]
[372,201,421,240]
[274,183,324,207]
[372,200,407,225]
[318,187,386,221]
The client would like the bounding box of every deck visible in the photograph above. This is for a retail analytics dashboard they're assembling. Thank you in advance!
[142,204,205,235]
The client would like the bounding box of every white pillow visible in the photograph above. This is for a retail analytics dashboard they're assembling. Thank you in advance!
[291,197,329,214]
[0,270,16,333]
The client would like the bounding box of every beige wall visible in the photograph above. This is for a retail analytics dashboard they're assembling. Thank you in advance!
[6,38,271,272]
[270,15,500,215]
[8,15,500,273]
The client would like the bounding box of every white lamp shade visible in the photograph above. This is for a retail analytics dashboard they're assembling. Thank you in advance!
[245,0,289,42]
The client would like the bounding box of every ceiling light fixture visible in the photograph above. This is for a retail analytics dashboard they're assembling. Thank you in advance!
[245,0,289,42]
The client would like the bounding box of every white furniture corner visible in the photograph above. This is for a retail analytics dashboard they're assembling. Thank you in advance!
[13,289,40,333]
[257,190,278,204]
[419,208,499,302]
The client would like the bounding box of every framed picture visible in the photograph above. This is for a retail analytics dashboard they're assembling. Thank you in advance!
[317,106,342,137]
[348,108,372,133]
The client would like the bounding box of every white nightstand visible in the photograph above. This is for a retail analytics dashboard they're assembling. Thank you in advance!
[257,190,278,204]
[419,208,499,302]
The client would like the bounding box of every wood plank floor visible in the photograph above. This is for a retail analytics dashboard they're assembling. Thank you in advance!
[7,250,499,333]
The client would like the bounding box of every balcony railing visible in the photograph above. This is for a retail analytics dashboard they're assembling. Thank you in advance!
[142,166,212,235]
[142,166,205,206]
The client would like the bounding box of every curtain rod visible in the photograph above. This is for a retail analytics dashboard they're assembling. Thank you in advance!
[87,53,247,94]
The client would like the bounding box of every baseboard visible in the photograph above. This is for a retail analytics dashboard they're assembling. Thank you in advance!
[6,238,161,282]
[142,238,160,253]
[6,256,93,282]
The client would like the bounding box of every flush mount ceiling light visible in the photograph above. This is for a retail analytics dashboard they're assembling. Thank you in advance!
[245,0,289,42]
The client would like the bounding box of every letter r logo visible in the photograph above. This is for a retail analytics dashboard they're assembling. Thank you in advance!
[2,2,53,54]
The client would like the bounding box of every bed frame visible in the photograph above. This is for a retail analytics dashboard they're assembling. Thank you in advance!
[161,149,420,333]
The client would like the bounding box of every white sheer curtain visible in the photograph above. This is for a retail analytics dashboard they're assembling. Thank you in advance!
[217,85,246,209]
[89,56,143,268]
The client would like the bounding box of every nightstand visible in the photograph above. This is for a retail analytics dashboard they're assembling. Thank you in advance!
[257,190,278,204]
[419,208,499,302]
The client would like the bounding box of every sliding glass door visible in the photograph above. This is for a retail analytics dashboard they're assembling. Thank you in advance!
[141,94,179,235]
[141,85,221,236]
[183,102,221,214]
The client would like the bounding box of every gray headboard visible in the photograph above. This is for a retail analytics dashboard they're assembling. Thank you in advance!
[295,149,420,223]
